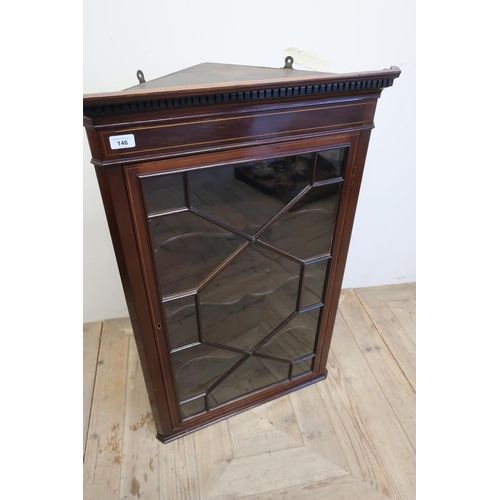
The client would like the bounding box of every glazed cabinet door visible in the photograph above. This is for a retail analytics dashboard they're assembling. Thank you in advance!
[125,134,358,429]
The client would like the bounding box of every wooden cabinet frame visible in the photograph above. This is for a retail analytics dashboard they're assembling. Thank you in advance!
[84,62,399,442]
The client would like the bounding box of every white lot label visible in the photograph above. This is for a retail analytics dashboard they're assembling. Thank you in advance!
[109,134,136,150]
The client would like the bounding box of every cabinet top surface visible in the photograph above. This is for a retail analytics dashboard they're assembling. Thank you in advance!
[83,62,400,109]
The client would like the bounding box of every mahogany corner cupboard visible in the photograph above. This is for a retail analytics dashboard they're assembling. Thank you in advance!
[83,59,400,443]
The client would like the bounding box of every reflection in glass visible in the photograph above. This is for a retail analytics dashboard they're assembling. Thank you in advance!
[163,295,199,351]
[300,260,329,308]
[189,155,312,235]
[199,245,300,352]
[259,183,341,260]
[142,172,185,214]
[291,358,314,378]
[149,211,245,298]
[171,344,244,402]
[315,147,348,182]
[207,356,289,408]
[141,150,346,413]
[256,308,321,361]
[179,397,206,420]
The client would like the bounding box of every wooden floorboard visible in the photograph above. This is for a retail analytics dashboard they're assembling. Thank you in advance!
[160,432,200,500]
[119,327,160,500]
[207,426,349,500]
[355,286,416,390]
[289,383,351,471]
[83,283,416,500]
[263,394,305,446]
[83,321,130,500]
[339,290,416,449]
[387,298,416,345]
[83,321,102,456]
[355,282,416,303]
[327,312,415,500]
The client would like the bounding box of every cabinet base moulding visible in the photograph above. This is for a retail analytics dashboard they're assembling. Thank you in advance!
[156,370,327,444]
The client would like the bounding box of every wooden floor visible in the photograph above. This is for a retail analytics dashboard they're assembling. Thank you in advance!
[83,283,416,500]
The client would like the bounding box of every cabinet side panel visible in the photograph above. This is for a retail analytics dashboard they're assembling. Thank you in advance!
[315,129,373,371]
[94,165,173,435]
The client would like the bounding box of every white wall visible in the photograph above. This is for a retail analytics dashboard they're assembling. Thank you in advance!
[83,0,415,322]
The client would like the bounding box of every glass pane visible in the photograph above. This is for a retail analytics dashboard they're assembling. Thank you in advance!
[141,172,185,214]
[171,344,244,402]
[258,183,341,260]
[207,356,289,408]
[189,154,312,236]
[163,295,199,351]
[291,358,314,378]
[256,308,321,361]
[141,151,344,412]
[179,397,206,420]
[315,147,348,182]
[199,244,300,352]
[149,211,246,298]
[300,260,329,308]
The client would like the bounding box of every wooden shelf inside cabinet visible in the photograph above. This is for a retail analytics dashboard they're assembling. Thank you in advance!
[83,59,400,443]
